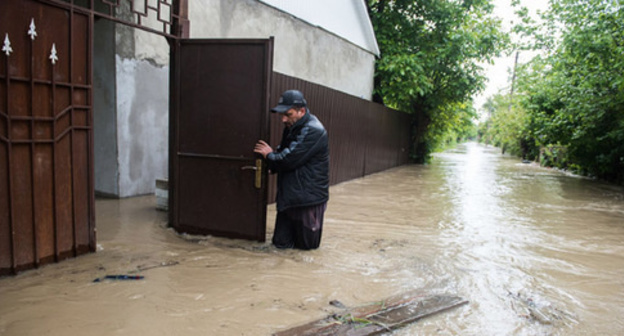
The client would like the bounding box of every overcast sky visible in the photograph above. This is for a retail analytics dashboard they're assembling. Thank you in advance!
[473,0,549,118]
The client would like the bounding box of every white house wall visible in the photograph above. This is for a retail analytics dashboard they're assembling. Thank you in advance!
[113,26,170,198]
[189,0,376,100]
[115,55,169,197]
[258,0,380,56]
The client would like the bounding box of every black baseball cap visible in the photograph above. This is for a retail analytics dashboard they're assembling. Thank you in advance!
[271,90,307,113]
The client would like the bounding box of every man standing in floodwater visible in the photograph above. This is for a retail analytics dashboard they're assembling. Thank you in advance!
[254,89,329,250]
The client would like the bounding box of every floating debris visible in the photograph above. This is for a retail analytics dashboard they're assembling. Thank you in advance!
[93,275,145,283]
[329,300,347,309]
[508,290,578,327]
[134,260,179,272]
[274,291,468,336]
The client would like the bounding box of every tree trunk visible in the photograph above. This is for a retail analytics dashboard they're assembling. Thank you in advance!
[411,109,430,163]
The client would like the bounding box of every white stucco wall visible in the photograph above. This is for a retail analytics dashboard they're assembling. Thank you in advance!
[115,55,169,197]
[189,0,376,100]
[114,26,170,197]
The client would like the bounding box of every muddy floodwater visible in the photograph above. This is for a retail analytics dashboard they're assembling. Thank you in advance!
[1,142,624,335]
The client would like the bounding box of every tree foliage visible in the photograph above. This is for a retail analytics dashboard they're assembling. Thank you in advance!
[482,0,624,183]
[367,0,508,161]
[478,93,533,157]
[426,102,479,153]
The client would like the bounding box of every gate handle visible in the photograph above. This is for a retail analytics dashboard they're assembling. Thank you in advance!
[241,159,262,189]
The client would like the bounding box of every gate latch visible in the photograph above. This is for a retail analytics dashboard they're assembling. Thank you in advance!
[241,159,262,189]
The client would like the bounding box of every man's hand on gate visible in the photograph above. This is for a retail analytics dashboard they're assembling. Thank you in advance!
[254,140,273,158]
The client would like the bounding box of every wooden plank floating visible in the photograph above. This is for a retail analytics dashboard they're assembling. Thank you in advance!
[274,292,468,336]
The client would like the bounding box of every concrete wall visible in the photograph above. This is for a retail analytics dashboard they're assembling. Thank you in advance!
[189,0,376,100]
[114,25,170,197]
[115,54,169,197]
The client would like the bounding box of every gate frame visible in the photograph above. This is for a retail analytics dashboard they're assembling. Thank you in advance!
[38,0,189,39]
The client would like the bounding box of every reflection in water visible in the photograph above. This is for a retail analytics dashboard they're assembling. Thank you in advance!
[1,142,623,335]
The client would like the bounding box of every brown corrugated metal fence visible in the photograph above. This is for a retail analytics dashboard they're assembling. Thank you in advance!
[268,72,411,202]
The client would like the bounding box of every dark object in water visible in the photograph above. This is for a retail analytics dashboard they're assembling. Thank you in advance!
[93,275,145,282]
[274,292,468,336]
[329,300,347,309]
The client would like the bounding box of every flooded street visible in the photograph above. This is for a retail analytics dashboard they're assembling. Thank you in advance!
[1,142,623,335]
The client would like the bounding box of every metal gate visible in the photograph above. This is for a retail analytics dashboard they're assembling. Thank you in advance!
[170,39,273,241]
[0,0,94,275]
[0,0,186,275]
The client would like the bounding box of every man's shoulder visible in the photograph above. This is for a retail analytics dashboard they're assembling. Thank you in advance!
[306,113,326,132]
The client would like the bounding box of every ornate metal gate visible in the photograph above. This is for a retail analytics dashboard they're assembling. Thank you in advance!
[0,0,186,275]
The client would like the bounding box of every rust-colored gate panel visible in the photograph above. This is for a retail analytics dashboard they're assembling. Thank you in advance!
[0,0,94,275]
[171,39,273,241]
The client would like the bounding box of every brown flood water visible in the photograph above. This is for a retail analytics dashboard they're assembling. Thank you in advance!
[1,142,623,335]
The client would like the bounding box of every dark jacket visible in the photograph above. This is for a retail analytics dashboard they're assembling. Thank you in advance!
[266,110,329,211]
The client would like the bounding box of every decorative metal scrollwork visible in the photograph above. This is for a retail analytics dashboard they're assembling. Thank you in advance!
[49,43,58,65]
[2,33,12,56]
[28,18,37,40]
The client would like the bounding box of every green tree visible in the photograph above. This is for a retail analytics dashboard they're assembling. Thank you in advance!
[478,93,533,158]
[512,0,624,182]
[427,102,479,152]
[367,0,508,162]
